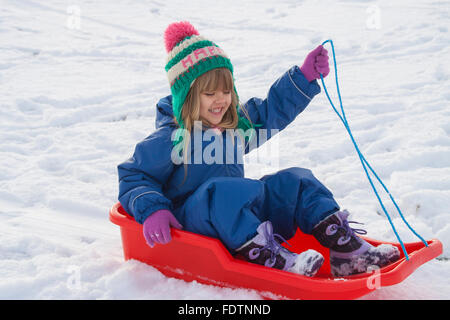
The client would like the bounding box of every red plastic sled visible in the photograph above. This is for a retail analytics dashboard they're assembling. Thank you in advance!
[109,202,442,300]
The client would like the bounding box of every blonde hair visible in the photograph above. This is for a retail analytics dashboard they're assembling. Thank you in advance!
[182,68,240,129]
[175,68,253,181]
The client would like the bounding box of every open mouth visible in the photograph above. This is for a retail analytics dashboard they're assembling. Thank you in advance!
[209,107,224,115]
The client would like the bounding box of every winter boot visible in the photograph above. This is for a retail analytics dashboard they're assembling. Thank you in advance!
[236,221,324,277]
[312,210,400,277]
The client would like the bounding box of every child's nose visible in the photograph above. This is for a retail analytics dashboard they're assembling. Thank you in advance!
[215,92,226,102]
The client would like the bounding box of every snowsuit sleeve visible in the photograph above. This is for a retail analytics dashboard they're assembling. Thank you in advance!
[240,65,321,153]
[117,127,175,224]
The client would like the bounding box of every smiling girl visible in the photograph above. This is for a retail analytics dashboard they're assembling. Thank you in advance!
[117,21,400,277]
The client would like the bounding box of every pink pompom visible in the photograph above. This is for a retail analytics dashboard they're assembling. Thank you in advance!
[164,21,199,53]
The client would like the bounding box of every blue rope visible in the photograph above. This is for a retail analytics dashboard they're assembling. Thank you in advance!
[319,39,429,260]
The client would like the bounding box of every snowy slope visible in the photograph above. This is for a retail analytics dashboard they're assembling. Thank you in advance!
[0,0,449,299]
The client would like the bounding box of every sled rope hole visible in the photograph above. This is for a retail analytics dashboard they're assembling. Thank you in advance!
[319,39,429,261]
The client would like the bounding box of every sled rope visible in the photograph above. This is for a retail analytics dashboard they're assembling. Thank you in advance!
[319,39,429,260]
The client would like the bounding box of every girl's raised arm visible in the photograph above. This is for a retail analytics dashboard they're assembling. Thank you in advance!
[240,65,321,153]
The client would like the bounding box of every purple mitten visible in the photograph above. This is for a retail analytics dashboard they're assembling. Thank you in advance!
[143,209,183,247]
[299,45,330,82]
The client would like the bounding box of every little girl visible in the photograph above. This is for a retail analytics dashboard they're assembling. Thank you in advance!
[118,21,400,277]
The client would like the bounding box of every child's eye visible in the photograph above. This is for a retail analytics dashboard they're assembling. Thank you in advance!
[203,91,230,96]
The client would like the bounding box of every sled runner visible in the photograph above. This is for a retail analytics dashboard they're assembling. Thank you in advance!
[109,202,442,300]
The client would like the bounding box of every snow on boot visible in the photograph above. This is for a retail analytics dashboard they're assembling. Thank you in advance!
[236,221,324,277]
[311,210,400,277]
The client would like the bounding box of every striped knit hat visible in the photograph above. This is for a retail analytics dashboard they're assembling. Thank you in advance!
[164,21,252,142]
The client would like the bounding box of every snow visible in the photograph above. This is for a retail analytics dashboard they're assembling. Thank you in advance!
[1,0,449,300]
[289,249,325,277]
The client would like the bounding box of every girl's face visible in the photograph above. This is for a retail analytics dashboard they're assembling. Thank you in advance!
[199,86,232,126]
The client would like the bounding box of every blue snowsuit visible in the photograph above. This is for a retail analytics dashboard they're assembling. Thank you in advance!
[118,66,340,252]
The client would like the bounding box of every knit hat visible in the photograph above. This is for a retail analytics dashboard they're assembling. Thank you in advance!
[163,21,253,144]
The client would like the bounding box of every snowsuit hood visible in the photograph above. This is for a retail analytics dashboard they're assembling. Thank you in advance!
[155,95,176,129]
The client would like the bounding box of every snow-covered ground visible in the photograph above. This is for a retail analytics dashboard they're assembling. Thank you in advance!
[1,0,449,299]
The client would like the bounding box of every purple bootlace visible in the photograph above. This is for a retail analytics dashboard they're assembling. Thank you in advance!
[249,222,292,267]
[330,218,368,245]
